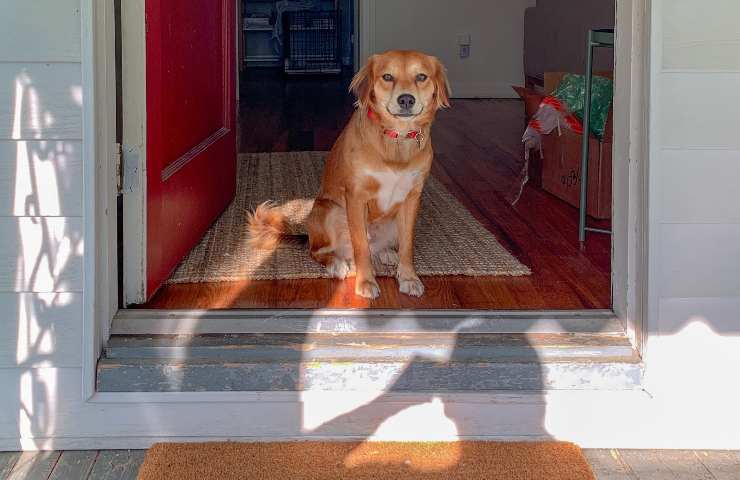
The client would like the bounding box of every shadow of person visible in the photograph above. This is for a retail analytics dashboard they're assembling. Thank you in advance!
[301,314,550,473]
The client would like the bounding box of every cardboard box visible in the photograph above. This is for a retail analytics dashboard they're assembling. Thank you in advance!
[542,129,612,219]
[539,71,613,219]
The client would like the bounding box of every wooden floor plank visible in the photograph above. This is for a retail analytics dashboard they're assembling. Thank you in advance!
[619,450,715,480]
[583,449,638,480]
[693,450,740,480]
[141,70,611,310]
[0,453,22,480]
[48,451,97,480]
[88,450,145,480]
[7,451,61,480]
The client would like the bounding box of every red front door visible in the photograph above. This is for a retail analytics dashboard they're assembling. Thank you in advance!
[145,0,237,298]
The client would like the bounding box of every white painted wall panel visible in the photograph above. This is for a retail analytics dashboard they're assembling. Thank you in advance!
[660,149,740,224]
[0,0,87,447]
[370,0,537,98]
[662,0,740,71]
[0,217,83,293]
[0,141,83,217]
[658,223,740,299]
[0,63,82,140]
[659,297,740,335]
[0,293,82,368]
[0,0,82,62]
[659,72,740,149]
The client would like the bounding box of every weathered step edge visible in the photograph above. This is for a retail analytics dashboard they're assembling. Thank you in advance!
[104,333,636,363]
[97,359,643,392]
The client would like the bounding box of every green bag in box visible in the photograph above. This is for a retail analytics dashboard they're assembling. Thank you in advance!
[551,73,614,140]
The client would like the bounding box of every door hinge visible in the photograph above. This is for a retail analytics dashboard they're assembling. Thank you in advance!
[119,144,142,195]
[114,142,123,194]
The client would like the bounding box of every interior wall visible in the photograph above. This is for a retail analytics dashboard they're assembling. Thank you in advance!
[367,0,537,98]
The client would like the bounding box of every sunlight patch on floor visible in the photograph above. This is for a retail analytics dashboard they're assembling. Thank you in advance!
[367,397,460,442]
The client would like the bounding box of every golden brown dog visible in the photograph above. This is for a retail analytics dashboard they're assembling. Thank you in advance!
[249,50,450,299]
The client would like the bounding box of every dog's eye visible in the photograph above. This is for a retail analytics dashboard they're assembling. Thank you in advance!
[416,73,428,82]
[382,74,394,82]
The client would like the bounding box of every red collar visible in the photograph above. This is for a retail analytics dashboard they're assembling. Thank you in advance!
[367,108,422,141]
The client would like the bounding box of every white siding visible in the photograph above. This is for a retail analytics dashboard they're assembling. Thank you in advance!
[0,141,83,217]
[660,149,740,224]
[662,0,740,71]
[650,0,740,333]
[658,72,740,149]
[0,0,82,62]
[0,0,85,446]
[0,63,83,140]
[0,217,84,293]
[0,293,83,368]
[645,2,740,447]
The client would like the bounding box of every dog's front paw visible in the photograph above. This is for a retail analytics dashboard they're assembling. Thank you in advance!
[397,264,424,297]
[327,258,351,279]
[398,277,425,297]
[355,278,381,299]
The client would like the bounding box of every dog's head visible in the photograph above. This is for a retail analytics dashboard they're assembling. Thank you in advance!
[350,50,451,127]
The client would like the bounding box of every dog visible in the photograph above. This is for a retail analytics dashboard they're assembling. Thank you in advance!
[249,50,450,299]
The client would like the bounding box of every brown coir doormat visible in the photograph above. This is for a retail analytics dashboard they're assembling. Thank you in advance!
[137,441,595,480]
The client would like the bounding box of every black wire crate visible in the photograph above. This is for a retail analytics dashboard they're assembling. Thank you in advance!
[283,10,342,74]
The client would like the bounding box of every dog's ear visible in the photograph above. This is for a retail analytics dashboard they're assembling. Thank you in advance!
[432,57,451,109]
[349,55,376,109]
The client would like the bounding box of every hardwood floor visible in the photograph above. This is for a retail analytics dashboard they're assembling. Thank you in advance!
[3,449,738,479]
[141,69,611,310]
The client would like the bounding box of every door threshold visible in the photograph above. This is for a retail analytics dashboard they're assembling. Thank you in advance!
[112,309,622,335]
[97,330,641,392]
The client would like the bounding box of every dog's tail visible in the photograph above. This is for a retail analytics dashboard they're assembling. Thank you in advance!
[247,201,287,250]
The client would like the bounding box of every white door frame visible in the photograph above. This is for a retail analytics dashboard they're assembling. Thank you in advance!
[120,0,147,306]
[99,0,650,347]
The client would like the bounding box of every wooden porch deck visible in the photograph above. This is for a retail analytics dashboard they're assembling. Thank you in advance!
[2,449,738,479]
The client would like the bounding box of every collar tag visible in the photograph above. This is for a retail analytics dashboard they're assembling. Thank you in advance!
[368,108,423,146]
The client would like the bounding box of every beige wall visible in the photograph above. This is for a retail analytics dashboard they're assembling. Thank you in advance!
[367,0,537,98]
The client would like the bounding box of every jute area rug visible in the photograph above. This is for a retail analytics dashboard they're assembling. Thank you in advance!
[167,152,530,284]
[137,441,595,480]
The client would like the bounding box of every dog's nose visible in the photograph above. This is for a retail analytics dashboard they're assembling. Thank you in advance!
[397,94,416,110]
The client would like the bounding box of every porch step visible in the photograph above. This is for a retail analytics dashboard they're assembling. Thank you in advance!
[96,333,642,393]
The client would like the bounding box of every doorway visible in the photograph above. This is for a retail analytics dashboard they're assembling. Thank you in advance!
[121,0,617,312]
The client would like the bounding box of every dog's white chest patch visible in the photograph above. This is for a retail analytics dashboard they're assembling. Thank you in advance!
[366,169,422,212]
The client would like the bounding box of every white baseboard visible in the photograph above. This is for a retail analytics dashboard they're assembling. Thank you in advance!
[3,389,740,451]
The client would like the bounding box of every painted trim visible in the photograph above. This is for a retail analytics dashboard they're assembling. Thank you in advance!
[120,0,147,305]
[645,0,662,368]
[86,389,638,406]
[352,0,360,72]
[81,0,119,400]
[610,0,652,354]
[95,0,649,394]
[358,0,374,65]
[6,389,680,451]
[111,309,624,335]
[161,127,230,181]
[80,0,97,401]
